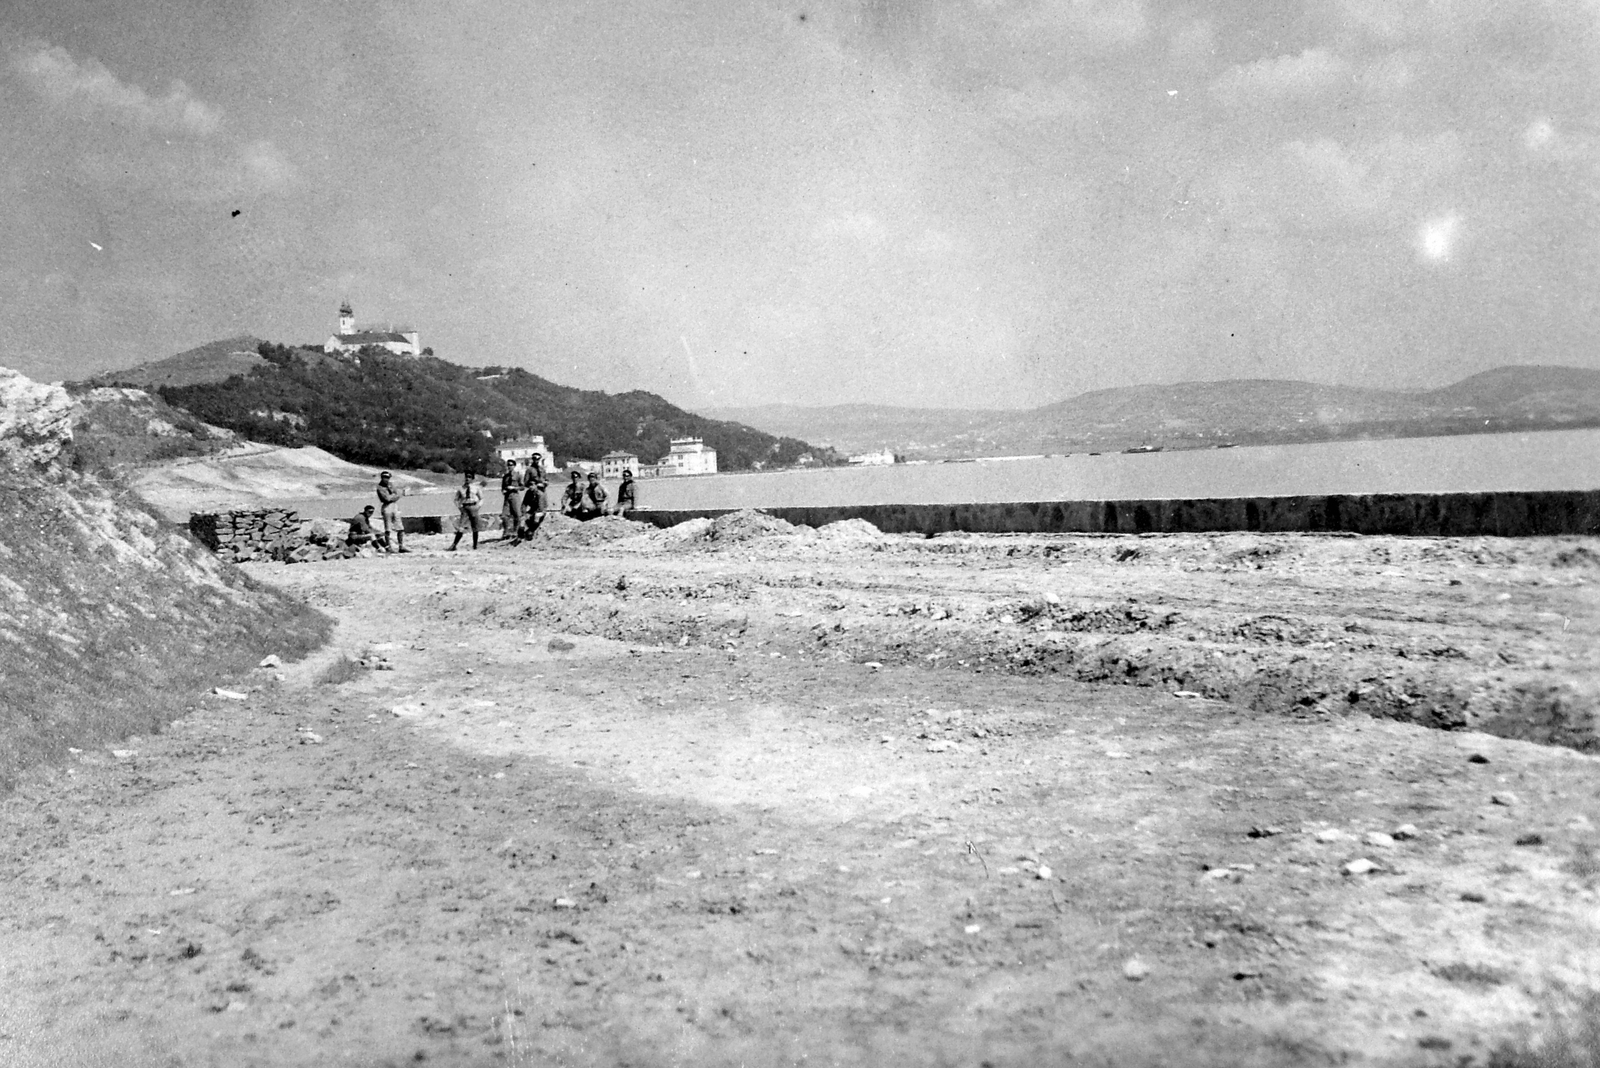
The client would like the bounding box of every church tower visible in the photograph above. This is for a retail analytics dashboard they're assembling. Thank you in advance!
[338,300,355,336]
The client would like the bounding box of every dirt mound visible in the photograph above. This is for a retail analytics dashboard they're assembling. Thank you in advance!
[816,517,885,542]
[707,508,811,543]
[537,514,651,545]
[0,365,329,790]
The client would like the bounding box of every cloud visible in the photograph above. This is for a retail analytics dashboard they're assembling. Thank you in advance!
[1207,132,1463,233]
[1415,211,1463,263]
[972,0,1148,49]
[11,43,222,136]
[1209,47,1352,106]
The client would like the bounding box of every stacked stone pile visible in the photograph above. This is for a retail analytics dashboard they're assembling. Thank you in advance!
[189,508,305,563]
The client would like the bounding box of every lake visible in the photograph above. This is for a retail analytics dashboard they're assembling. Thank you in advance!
[283,427,1600,520]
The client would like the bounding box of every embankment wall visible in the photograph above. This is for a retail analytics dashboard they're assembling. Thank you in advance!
[635,490,1600,537]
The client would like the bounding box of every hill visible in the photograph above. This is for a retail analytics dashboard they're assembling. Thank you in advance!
[97,343,839,475]
[0,366,328,789]
[707,365,1600,457]
[90,335,267,390]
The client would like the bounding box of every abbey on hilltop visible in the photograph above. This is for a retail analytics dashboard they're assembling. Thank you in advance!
[323,301,422,357]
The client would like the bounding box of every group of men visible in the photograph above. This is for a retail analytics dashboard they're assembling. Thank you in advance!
[345,470,411,553]
[346,460,639,553]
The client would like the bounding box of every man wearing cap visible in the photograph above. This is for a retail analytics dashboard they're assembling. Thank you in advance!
[577,472,608,521]
[613,469,637,518]
[375,471,408,553]
[449,472,483,551]
[499,458,527,544]
[560,470,585,517]
[346,505,379,549]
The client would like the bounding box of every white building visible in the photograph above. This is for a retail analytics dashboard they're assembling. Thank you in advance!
[324,301,421,357]
[601,451,639,479]
[496,435,555,471]
[657,437,717,476]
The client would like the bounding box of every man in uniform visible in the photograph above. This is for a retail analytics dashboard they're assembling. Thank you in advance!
[347,505,379,549]
[376,471,408,553]
[522,475,548,540]
[613,469,637,517]
[499,459,527,543]
[560,470,585,517]
[577,472,608,521]
[449,472,483,551]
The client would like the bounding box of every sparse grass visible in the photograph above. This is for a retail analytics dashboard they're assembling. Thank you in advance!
[1489,987,1600,1068]
[0,476,332,792]
[1567,841,1600,884]
[317,656,365,686]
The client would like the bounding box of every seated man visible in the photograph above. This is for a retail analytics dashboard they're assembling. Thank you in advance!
[613,469,637,517]
[576,472,608,521]
[347,505,379,548]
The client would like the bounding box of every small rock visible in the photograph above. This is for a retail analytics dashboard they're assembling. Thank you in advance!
[1363,832,1396,848]
[1122,957,1150,981]
[925,740,953,753]
[964,924,982,934]
[1460,891,1487,903]
[297,731,323,745]
[1037,865,1053,880]
[111,749,137,759]
[1514,833,1544,847]
[1232,968,1264,980]
[258,655,282,669]
[1343,858,1379,875]
[1247,826,1283,838]
[168,887,197,896]
[863,661,883,670]
[212,688,248,701]
[1315,829,1354,843]
[1043,592,1061,605]
[1468,753,1490,764]
[553,898,577,909]
[1173,690,1204,699]
[1491,792,1520,807]
[1392,823,1420,841]
[549,638,576,653]
[224,1000,247,1013]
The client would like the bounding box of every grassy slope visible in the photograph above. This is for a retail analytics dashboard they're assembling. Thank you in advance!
[0,466,330,790]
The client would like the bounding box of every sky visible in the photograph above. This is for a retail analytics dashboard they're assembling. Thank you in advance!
[0,0,1596,409]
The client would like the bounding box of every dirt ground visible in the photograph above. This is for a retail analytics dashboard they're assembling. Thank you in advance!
[3,521,1599,1067]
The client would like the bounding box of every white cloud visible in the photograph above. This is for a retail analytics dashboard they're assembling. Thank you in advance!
[1209,48,1351,106]
[11,43,222,136]
[1415,212,1462,263]
[240,140,298,193]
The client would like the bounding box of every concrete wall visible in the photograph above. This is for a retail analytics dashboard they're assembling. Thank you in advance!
[634,490,1600,537]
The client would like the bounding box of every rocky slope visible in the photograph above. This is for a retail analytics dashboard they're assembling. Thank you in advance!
[0,367,329,789]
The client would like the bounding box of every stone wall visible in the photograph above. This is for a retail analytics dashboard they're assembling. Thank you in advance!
[636,489,1600,538]
[189,508,304,563]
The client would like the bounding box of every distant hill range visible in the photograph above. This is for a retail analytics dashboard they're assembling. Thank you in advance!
[85,341,836,474]
[705,366,1600,458]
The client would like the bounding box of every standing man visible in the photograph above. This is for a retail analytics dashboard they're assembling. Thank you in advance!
[449,471,483,551]
[613,469,637,518]
[560,470,585,517]
[578,472,608,521]
[499,458,526,544]
[376,471,408,554]
[522,475,548,540]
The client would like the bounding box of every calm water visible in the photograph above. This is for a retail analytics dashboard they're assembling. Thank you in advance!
[283,428,1600,519]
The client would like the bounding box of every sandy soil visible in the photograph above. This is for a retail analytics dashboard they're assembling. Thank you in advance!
[3,523,1599,1067]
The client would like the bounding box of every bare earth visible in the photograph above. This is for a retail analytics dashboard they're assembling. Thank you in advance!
[3,522,1599,1067]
